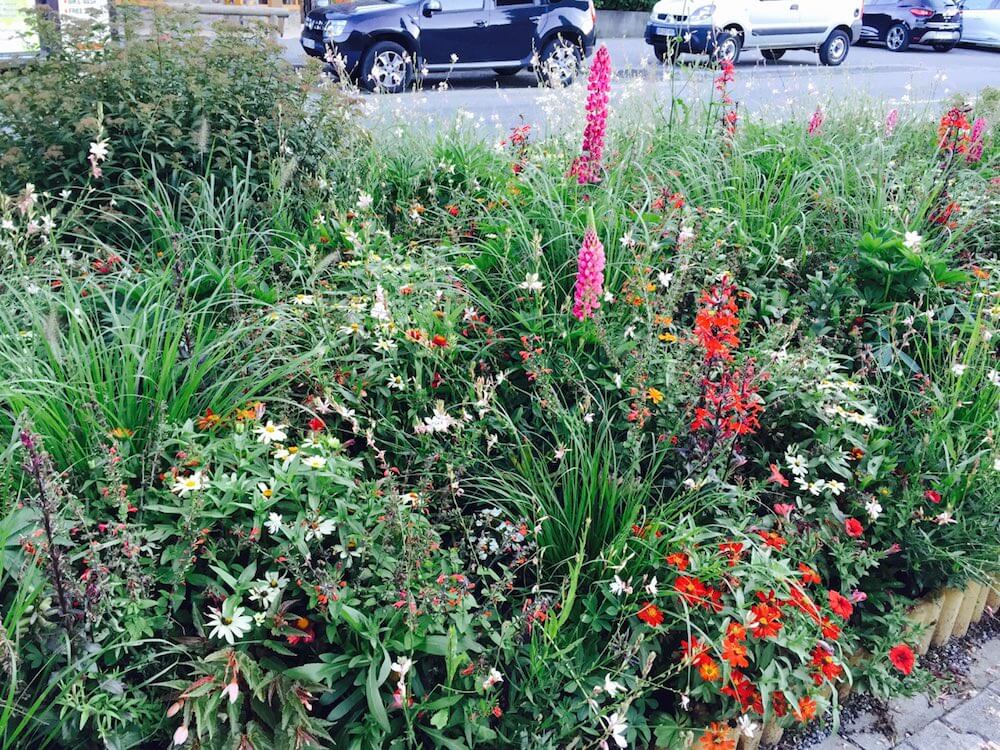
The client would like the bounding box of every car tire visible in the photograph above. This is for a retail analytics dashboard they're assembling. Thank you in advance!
[360,40,414,93]
[932,42,957,52]
[494,66,522,76]
[712,31,741,65]
[760,48,785,61]
[818,28,850,65]
[884,23,911,52]
[539,35,583,87]
[654,42,682,64]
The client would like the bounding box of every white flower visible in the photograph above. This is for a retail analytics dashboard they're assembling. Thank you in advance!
[865,498,883,521]
[678,226,695,244]
[806,479,826,496]
[171,471,207,496]
[603,711,628,749]
[418,402,457,434]
[657,271,673,289]
[994,457,1000,472]
[292,293,314,306]
[933,511,957,525]
[602,674,625,698]
[206,604,253,644]
[302,455,327,469]
[951,363,967,377]
[253,612,267,626]
[387,374,406,390]
[785,452,808,477]
[260,571,288,592]
[609,575,633,597]
[483,668,503,690]
[987,370,1000,387]
[645,576,658,596]
[519,272,544,294]
[255,421,288,444]
[257,482,273,499]
[825,479,846,496]
[173,725,189,746]
[357,192,373,210]
[680,693,690,711]
[903,231,922,252]
[89,139,109,162]
[737,714,759,738]
[305,516,337,541]
[370,285,390,321]
[583,412,594,424]
[265,512,283,534]
[374,338,397,353]
[391,656,413,678]
[620,230,635,248]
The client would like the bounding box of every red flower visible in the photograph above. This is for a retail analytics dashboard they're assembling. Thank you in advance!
[665,552,690,570]
[924,490,942,504]
[719,541,745,567]
[722,637,750,668]
[793,696,817,724]
[693,277,741,362]
[749,602,783,639]
[844,518,864,538]
[637,602,664,627]
[828,590,854,620]
[682,636,711,666]
[697,657,721,682]
[699,722,736,750]
[674,576,708,606]
[431,334,449,348]
[799,564,821,585]
[889,643,915,675]
[810,644,843,685]
[756,530,787,550]
[308,417,326,432]
[446,205,460,217]
[820,616,842,641]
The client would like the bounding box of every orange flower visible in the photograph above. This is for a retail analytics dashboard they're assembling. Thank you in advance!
[810,644,843,685]
[798,563,821,585]
[793,696,817,724]
[665,552,690,570]
[718,541,744,567]
[749,602,783,639]
[697,657,721,682]
[674,576,707,606]
[699,722,736,750]
[637,602,664,627]
[721,638,749,668]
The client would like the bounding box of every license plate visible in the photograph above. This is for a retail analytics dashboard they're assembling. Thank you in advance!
[302,37,319,50]
[657,27,677,36]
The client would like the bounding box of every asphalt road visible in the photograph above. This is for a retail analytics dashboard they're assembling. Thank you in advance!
[283,35,1000,132]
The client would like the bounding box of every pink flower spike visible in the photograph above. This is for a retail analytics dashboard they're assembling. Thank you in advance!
[572,207,606,322]
[885,108,899,137]
[569,44,611,185]
[808,106,824,136]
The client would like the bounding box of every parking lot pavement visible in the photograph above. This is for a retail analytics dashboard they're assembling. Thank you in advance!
[283,34,1000,131]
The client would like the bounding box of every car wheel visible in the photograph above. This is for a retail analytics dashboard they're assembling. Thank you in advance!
[360,40,413,93]
[760,48,785,61]
[818,29,850,65]
[539,36,583,87]
[712,31,741,65]
[885,23,911,52]
[494,66,522,76]
[654,42,682,64]
[932,42,957,52]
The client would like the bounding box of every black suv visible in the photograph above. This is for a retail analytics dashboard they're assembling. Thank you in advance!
[860,0,963,51]
[301,0,598,92]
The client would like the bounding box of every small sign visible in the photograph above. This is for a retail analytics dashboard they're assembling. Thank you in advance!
[0,0,40,60]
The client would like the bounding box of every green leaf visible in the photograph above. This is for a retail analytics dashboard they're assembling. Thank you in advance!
[366,657,390,732]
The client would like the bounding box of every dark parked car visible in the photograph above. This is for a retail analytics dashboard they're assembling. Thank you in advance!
[301,0,598,92]
[860,0,962,51]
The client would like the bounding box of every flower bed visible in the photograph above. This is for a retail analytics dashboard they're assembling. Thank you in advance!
[0,27,998,750]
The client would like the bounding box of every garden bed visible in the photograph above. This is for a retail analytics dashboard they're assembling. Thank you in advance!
[0,16,998,750]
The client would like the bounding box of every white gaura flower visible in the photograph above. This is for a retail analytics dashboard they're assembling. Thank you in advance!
[933,511,957,525]
[678,226,695,244]
[609,575,633,597]
[302,455,327,469]
[619,230,635,248]
[825,479,846,496]
[357,192,373,210]
[645,576,658,596]
[265,512,283,534]
[305,516,336,541]
[519,272,544,294]
[370,285,391,321]
[602,674,625,697]
[483,668,503,690]
[171,471,207,496]
[256,421,288,444]
[903,231,922,252]
[417,402,457,434]
[206,604,253,644]
[89,139,109,162]
[950,363,968,377]
[987,370,1000,387]
[603,711,628,748]
[865,498,883,521]
[737,714,759,738]
[657,271,673,288]
[391,656,413,680]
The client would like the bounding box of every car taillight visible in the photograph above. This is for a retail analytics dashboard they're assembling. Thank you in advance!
[909,7,933,16]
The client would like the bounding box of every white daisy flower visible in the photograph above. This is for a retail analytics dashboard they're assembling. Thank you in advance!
[255,421,288,444]
[171,471,207,496]
[206,604,253,644]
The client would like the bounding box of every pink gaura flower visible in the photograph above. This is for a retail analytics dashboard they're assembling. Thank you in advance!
[774,503,795,519]
[768,463,789,487]
[807,107,824,136]
[885,108,899,137]
[572,208,606,321]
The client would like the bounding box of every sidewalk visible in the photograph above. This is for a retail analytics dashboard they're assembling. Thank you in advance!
[803,630,1000,750]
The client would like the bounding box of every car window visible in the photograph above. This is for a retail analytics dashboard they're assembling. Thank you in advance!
[961,0,993,8]
[440,0,484,10]
[495,0,535,6]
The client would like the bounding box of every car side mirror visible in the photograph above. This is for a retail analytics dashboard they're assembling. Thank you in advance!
[423,0,442,15]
